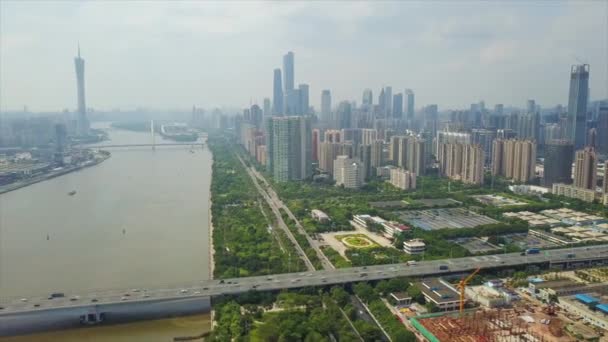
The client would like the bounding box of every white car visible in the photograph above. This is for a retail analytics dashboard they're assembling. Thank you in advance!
[180,289,188,294]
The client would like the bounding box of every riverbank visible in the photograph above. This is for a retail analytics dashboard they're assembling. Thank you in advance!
[0,151,111,195]
[209,155,215,280]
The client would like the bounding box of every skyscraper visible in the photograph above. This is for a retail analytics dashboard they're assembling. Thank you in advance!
[74,45,89,136]
[283,51,294,93]
[272,69,283,115]
[298,84,309,115]
[312,128,320,162]
[266,116,311,182]
[603,160,608,194]
[405,89,415,119]
[378,88,385,116]
[573,147,597,190]
[263,98,271,117]
[568,64,590,149]
[526,99,536,114]
[337,101,352,129]
[543,140,574,186]
[321,90,331,122]
[384,86,392,117]
[392,93,403,118]
[597,105,608,154]
[362,89,373,107]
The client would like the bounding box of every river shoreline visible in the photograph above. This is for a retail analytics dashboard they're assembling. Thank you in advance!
[0,152,111,196]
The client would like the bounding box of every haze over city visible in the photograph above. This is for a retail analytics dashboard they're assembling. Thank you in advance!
[1,1,607,111]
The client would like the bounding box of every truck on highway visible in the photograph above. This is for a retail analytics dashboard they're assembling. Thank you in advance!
[525,248,540,255]
[439,265,449,270]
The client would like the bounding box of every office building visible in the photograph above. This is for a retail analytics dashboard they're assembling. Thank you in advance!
[337,101,352,129]
[285,88,301,115]
[424,104,438,138]
[378,88,386,116]
[392,93,403,118]
[389,168,416,190]
[263,98,271,117]
[568,64,590,149]
[403,239,425,255]
[321,90,331,122]
[272,69,283,115]
[74,45,89,136]
[358,144,372,180]
[604,160,608,194]
[405,89,415,119]
[494,104,504,116]
[333,155,364,189]
[573,147,597,190]
[491,139,536,183]
[438,143,484,185]
[543,140,574,186]
[265,116,311,182]
[299,84,309,115]
[362,89,373,107]
[526,99,536,114]
[384,86,392,117]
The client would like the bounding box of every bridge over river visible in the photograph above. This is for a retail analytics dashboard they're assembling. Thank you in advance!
[2,244,608,336]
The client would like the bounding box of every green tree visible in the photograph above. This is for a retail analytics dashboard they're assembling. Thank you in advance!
[354,282,377,303]
[330,286,350,306]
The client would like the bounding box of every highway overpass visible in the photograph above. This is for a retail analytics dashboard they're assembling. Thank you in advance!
[2,244,608,335]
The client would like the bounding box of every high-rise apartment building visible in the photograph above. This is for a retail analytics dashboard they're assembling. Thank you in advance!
[337,101,352,129]
[312,128,320,162]
[272,69,283,115]
[361,129,378,146]
[370,140,384,176]
[603,160,608,194]
[472,129,497,165]
[358,144,372,180]
[321,90,331,122]
[567,64,590,149]
[573,147,597,190]
[438,143,484,185]
[389,168,416,190]
[265,116,311,182]
[491,139,536,183]
[324,129,341,143]
[405,89,415,119]
[333,155,364,189]
[597,105,608,154]
[526,99,536,114]
[436,131,471,156]
[74,45,89,136]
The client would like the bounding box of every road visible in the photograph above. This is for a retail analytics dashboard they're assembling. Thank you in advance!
[247,166,335,270]
[2,244,608,315]
[235,154,315,271]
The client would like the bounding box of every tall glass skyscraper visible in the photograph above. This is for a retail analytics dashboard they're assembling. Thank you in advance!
[568,64,590,149]
[321,90,331,121]
[283,51,294,92]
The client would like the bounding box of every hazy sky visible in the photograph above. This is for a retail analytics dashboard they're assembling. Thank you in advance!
[1,1,607,112]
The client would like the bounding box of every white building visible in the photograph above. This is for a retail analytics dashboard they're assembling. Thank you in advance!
[552,183,596,202]
[403,239,426,255]
[333,155,364,189]
[389,168,416,190]
[311,209,330,223]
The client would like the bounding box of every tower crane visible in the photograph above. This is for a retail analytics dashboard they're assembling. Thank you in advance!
[457,267,481,315]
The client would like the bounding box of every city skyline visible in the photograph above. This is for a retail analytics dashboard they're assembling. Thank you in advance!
[1,1,607,112]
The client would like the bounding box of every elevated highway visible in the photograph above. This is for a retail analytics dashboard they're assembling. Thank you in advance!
[2,244,608,317]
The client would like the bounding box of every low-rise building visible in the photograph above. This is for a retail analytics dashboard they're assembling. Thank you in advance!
[552,183,597,203]
[311,209,330,223]
[529,229,572,246]
[353,214,408,238]
[417,278,461,312]
[383,221,409,238]
[403,239,426,255]
[389,292,412,306]
[558,295,608,330]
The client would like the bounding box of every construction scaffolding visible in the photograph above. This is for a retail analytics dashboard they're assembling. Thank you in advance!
[413,308,560,342]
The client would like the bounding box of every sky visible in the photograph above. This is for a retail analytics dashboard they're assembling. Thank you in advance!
[1,1,607,112]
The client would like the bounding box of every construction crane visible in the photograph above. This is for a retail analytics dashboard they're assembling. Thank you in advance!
[457,267,481,315]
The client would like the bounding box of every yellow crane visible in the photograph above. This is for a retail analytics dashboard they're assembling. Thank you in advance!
[457,267,480,315]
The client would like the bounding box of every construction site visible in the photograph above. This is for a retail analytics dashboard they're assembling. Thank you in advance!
[411,307,574,342]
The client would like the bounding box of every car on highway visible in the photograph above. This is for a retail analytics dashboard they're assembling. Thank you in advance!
[20,298,28,302]
[142,294,150,298]
[180,289,188,294]
[69,296,80,301]
[194,291,201,294]
[121,296,128,301]
[34,304,40,307]
[0,306,4,310]
[439,265,449,270]
[91,298,98,303]
[48,292,65,299]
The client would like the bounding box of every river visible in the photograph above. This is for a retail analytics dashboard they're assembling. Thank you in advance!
[0,123,213,341]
